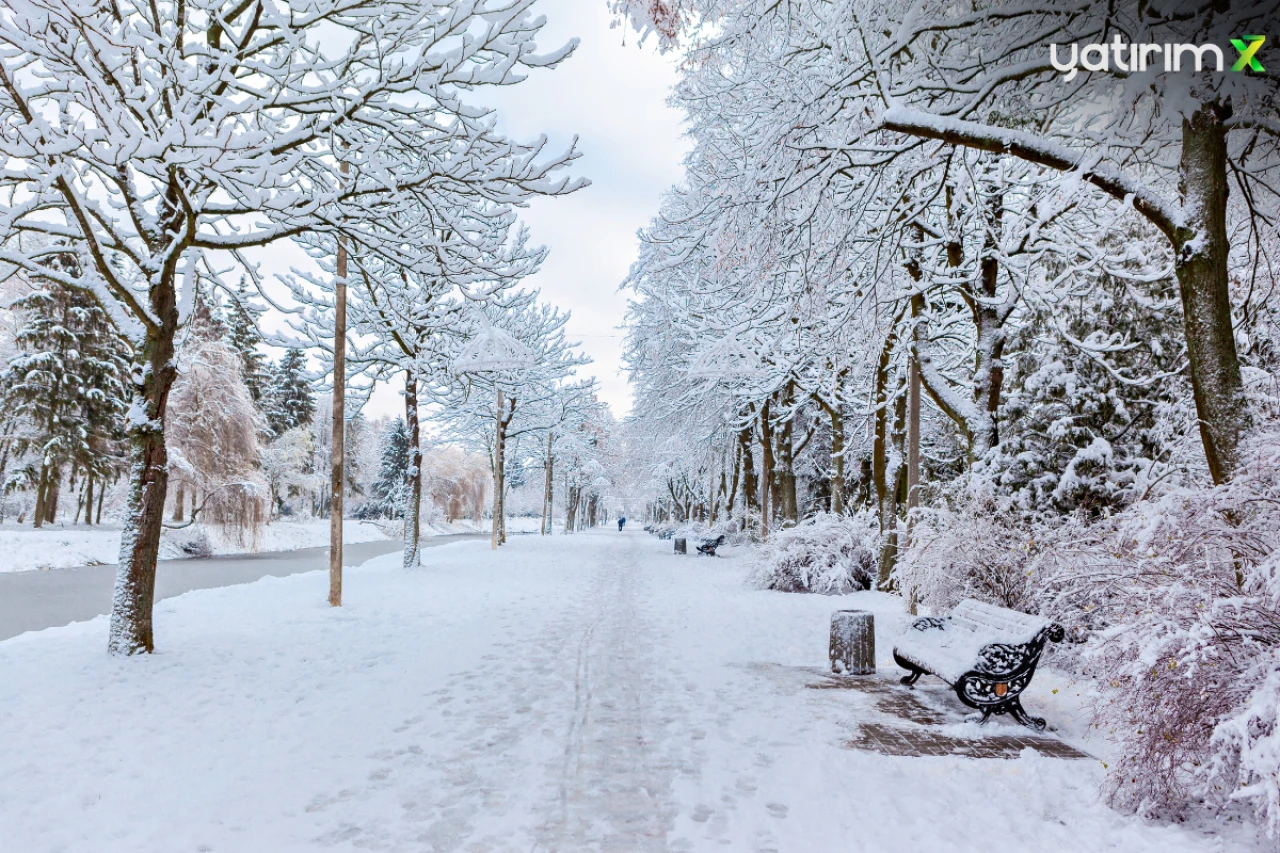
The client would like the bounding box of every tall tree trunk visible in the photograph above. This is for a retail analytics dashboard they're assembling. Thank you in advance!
[738,423,757,526]
[823,400,845,515]
[329,222,349,608]
[96,479,106,525]
[403,370,421,568]
[777,383,799,525]
[491,388,504,550]
[872,324,900,529]
[970,164,1005,457]
[727,437,741,520]
[172,480,185,523]
[45,474,59,524]
[906,347,922,546]
[541,432,554,535]
[83,475,94,527]
[109,301,180,654]
[1176,103,1248,484]
[877,383,908,591]
[33,462,48,529]
[760,399,774,538]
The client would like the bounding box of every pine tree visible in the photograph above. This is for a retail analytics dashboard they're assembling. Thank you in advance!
[370,417,410,519]
[265,348,315,436]
[2,281,129,526]
[224,280,268,403]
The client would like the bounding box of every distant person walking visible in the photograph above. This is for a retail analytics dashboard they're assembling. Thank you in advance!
[617,516,626,532]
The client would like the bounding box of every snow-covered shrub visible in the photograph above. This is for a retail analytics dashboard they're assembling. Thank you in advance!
[897,493,1060,613]
[749,512,878,594]
[1054,431,1280,831]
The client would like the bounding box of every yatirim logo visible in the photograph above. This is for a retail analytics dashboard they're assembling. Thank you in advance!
[1050,34,1266,82]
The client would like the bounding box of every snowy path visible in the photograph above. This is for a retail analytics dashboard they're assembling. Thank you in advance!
[0,532,1257,852]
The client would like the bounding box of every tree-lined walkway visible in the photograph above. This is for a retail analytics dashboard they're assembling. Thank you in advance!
[0,533,1253,852]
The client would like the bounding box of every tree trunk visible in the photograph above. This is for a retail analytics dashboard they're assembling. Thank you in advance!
[738,423,757,525]
[872,324,899,528]
[760,399,774,538]
[877,386,908,591]
[778,384,798,525]
[109,309,180,654]
[906,348,921,533]
[970,165,1005,457]
[541,432,554,535]
[329,224,349,608]
[45,474,60,524]
[84,475,94,526]
[491,388,504,550]
[1176,103,1248,484]
[96,479,106,525]
[172,480,185,523]
[32,462,48,529]
[727,437,741,520]
[565,481,578,532]
[403,370,421,568]
[824,401,845,514]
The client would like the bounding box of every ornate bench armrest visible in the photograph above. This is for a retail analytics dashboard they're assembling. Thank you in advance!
[909,616,949,631]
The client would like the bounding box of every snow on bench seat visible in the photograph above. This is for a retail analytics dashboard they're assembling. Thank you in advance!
[892,599,1063,731]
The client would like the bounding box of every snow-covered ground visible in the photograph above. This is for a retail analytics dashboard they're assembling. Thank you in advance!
[0,520,390,573]
[0,531,1259,852]
[422,515,563,536]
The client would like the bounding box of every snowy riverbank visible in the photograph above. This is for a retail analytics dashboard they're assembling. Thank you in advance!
[0,531,1260,852]
[0,520,391,573]
[0,516,566,573]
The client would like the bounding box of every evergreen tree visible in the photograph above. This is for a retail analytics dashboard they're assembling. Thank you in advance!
[224,280,268,403]
[264,348,315,436]
[2,281,129,526]
[369,417,409,519]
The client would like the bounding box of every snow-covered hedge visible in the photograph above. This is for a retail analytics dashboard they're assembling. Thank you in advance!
[749,512,878,594]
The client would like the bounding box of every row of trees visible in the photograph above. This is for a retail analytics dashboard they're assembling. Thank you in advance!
[614,0,1280,833]
[618,0,1278,537]
[0,0,619,653]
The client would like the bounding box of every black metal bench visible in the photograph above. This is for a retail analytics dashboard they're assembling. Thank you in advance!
[893,599,1064,731]
[696,535,726,556]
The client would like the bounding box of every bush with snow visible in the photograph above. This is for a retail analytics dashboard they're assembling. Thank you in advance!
[1044,431,1280,833]
[749,512,878,594]
[897,494,1059,613]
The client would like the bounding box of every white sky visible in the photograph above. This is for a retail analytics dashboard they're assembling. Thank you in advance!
[362,0,688,421]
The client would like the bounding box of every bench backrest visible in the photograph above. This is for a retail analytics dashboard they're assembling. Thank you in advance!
[949,599,1049,645]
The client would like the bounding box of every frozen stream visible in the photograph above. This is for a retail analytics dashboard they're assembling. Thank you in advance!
[0,535,483,641]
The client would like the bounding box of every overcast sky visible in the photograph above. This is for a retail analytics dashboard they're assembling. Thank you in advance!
[363,0,689,422]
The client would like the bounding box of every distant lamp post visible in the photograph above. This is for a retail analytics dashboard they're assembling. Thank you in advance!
[452,324,532,550]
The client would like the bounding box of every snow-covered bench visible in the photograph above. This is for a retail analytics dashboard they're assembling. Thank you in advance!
[893,599,1064,731]
[696,535,725,556]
